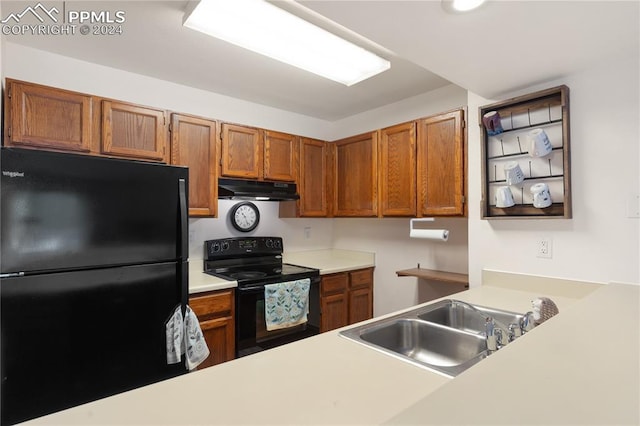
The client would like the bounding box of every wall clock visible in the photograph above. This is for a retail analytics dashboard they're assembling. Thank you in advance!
[230,201,260,232]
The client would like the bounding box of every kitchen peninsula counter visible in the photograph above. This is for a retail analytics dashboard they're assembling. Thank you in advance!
[26,280,639,425]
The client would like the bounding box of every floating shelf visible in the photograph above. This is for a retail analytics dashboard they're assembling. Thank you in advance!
[396,268,469,288]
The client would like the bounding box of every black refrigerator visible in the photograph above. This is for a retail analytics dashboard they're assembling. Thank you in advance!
[0,148,189,425]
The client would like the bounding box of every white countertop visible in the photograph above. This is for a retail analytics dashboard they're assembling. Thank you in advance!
[27,279,639,425]
[283,249,375,274]
[188,259,236,294]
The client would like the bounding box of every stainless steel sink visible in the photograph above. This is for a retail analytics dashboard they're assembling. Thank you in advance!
[339,299,525,378]
[417,299,525,334]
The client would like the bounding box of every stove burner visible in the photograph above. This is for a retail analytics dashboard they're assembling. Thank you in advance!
[229,271,268,280]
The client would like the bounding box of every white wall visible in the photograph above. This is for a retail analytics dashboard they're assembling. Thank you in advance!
[327,84,467,140]
[468,55,640,287]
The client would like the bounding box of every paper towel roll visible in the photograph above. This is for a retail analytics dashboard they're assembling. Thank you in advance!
[409,229,449,241]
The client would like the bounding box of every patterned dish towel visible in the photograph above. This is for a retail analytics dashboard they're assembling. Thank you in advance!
[264,278,311,331]
[165,305,210,370]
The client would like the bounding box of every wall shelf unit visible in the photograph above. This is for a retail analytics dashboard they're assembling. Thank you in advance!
[480,85,571,219]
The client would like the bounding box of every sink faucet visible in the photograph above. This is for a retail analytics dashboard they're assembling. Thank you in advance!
[521,311,536,333]
[449,300,517,351]
[484,316,510,351]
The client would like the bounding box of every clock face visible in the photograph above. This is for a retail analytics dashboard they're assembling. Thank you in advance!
[230,202,260,232]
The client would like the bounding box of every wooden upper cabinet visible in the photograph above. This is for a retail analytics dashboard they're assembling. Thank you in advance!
[264,130,297,181]
[379,121,417,217]
[417,108,465,216]
[333,132,378,217]
[170,114,217,217]
[220,123,262,179]
[4,79,94,153]
[299,138,329,217]
[102,100,167,162]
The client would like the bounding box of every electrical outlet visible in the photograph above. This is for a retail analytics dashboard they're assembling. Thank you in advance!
[304,227,311,240]
[536,237,552,259]
[189,229,195,244]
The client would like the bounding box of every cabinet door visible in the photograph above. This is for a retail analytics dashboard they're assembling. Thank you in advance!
[5,79,93,153]
[333,132,378,217]
[264,130,297,181]
[417,109,465,216]
[102,100,167,162]
[348,287,373,324]
[197,316,235,370]
[299,138,329,217]
[190,289,235,369]
[379,122,417,217]
[348,268,374,324]
[220,123,262,179]
[170,114,217,217]
[320,292,349,332]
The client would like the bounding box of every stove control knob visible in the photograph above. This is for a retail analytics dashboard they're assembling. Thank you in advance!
[221,241,230,251]
[211,242,221,253]
[274,239,281,249]
[265,239,273,248]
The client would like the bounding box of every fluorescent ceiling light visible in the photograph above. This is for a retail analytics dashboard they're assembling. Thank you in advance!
[442,0,486,13]
[183,0,391,86]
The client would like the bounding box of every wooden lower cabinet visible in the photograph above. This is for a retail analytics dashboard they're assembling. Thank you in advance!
[320,268,374,332]
[188,289,235,369]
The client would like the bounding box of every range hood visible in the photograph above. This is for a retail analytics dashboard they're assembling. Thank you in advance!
[218,178,300,201]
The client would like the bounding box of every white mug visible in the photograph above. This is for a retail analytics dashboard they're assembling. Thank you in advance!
[528,129,553,157]
[495,186,515,208]
[530,183,552,208]
[504,161,524,186]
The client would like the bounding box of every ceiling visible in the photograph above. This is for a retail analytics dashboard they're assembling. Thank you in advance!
[3,1,638,121]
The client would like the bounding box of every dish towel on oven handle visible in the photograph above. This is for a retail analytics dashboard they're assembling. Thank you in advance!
[165,305,210,370]
[264,278,311,331]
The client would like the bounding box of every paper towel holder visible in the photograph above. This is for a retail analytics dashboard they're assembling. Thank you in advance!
[410,218,435,233]
[409,218,449,241]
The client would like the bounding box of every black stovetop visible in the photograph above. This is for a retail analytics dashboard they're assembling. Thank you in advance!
[203,237,319,286]
[204,262,319,286]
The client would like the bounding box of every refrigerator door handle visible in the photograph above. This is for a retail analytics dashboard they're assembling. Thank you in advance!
[0,272,25,278]
[178,178,188,260]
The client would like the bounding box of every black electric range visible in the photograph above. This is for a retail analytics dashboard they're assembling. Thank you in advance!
[203,237,320,357]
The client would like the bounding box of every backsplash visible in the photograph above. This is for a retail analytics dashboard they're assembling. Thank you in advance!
[188,200,334,259]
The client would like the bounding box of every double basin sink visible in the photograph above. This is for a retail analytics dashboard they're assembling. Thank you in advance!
[339,299,525,378]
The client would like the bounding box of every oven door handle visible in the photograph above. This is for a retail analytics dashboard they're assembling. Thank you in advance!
[237,285,265,292]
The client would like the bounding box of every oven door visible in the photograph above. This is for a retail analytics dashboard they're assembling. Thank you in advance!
[235,277,320,358]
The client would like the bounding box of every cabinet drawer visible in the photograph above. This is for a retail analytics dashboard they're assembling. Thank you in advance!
[321,273,348,294]
[189,289,233,318]
[349,268,373,289]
